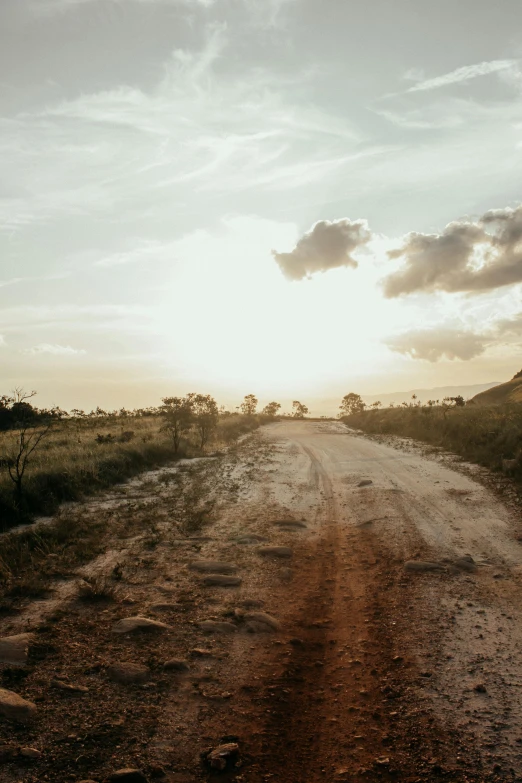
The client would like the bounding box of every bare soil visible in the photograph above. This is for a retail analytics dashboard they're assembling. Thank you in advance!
[2,421,522,783]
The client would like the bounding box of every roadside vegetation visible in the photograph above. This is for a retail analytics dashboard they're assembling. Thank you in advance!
[341,391,522,482]
[0,390,279,532]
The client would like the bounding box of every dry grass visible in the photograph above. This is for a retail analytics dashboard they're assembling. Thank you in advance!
[344,403,522,481]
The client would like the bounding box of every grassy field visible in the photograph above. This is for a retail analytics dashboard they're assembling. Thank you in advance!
[344,403,522,481]
[0,412,262,531]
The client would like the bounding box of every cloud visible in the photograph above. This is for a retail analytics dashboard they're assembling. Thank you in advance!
[0,335,5,346]
[272,218,372,281]
[25,343,87,355]
[384,205,522,297]
[385,328,488,362]
[406,60,519,93]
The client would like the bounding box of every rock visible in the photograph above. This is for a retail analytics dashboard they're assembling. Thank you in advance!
[201,575,242,587]
[245,621,273,634]
[257,546,293,558]
[453,555,477,572]
[198,621,237,634]
[188,560,238,574]
[243,612,281,631]
[473,682,487,693]
[19,747,42,758]
[0,688,37,723]
[163,658,189,671]
[190,648,214,657]
[111,617,170,634]
[404,560,445,573]
[0,633,34,666]
[206,742,239,771]
[107,663,150,685]
[108,770,148,783]
[273,520,307,529]
[358,480,373,487]
[51,679,89,694]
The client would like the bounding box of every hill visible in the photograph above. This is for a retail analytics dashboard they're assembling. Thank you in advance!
[471,373,522,405]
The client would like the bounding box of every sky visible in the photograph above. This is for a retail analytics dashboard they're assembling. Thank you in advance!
[1,0,522,413]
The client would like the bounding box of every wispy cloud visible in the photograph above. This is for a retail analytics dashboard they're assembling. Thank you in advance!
[406,59,519,93]
[24,343,87,356]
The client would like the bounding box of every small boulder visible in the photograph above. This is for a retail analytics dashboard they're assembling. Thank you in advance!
[198,621,237,634]
[201,575,242,587]
[0,688,37,723]
[453,555,477,573]
[243,612,281,631]
[0,633,34,667]
[273,521,307,529]
[206,742,239,771]
[19,747,42,759]
[358,479,373,487]
[257,546,293,558]
[188,560,238,574]
[107,663,150,685]
[51,679,89,694]
[111,617,170,634]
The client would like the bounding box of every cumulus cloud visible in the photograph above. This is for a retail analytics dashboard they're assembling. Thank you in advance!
[384,205,522,297]
[272,218,372,281]
[385,328,488,362]
[25,344,86,356]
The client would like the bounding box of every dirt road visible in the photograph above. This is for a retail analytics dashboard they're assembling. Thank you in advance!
[2,420,522,783]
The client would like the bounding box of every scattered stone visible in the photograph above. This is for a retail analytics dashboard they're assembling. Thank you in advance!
[111,617,170,634]
[107,663,150,685]
[190,648,214,657]
[243,612,281,631]
[201,575,242,587]
[188,560,238,574]
[0,633,34,667]
[474,682,487,693]
[0,688,37,723]
[257,546,293,558]
[358,480,373,487]
[375,757,390,766]
[245,621,272,634]
[205,742,239,771]
[273,520,307,529]
[163,659,190,672]
[404,560,445,573]
[453,555,477,573]
[198,620,237,634]
[108,770,148,783]
[51,679,89,694]
[19,747,42,758]
[289,638,304,646]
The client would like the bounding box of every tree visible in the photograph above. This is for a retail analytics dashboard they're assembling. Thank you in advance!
[262,401,281,418]
[292,401,309,419]
[240,394,258,416]
[370,401,381,410]
[188,393,219,449]
[161,396,194,454]
[0,390,52,509]
[339,393,365,417]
